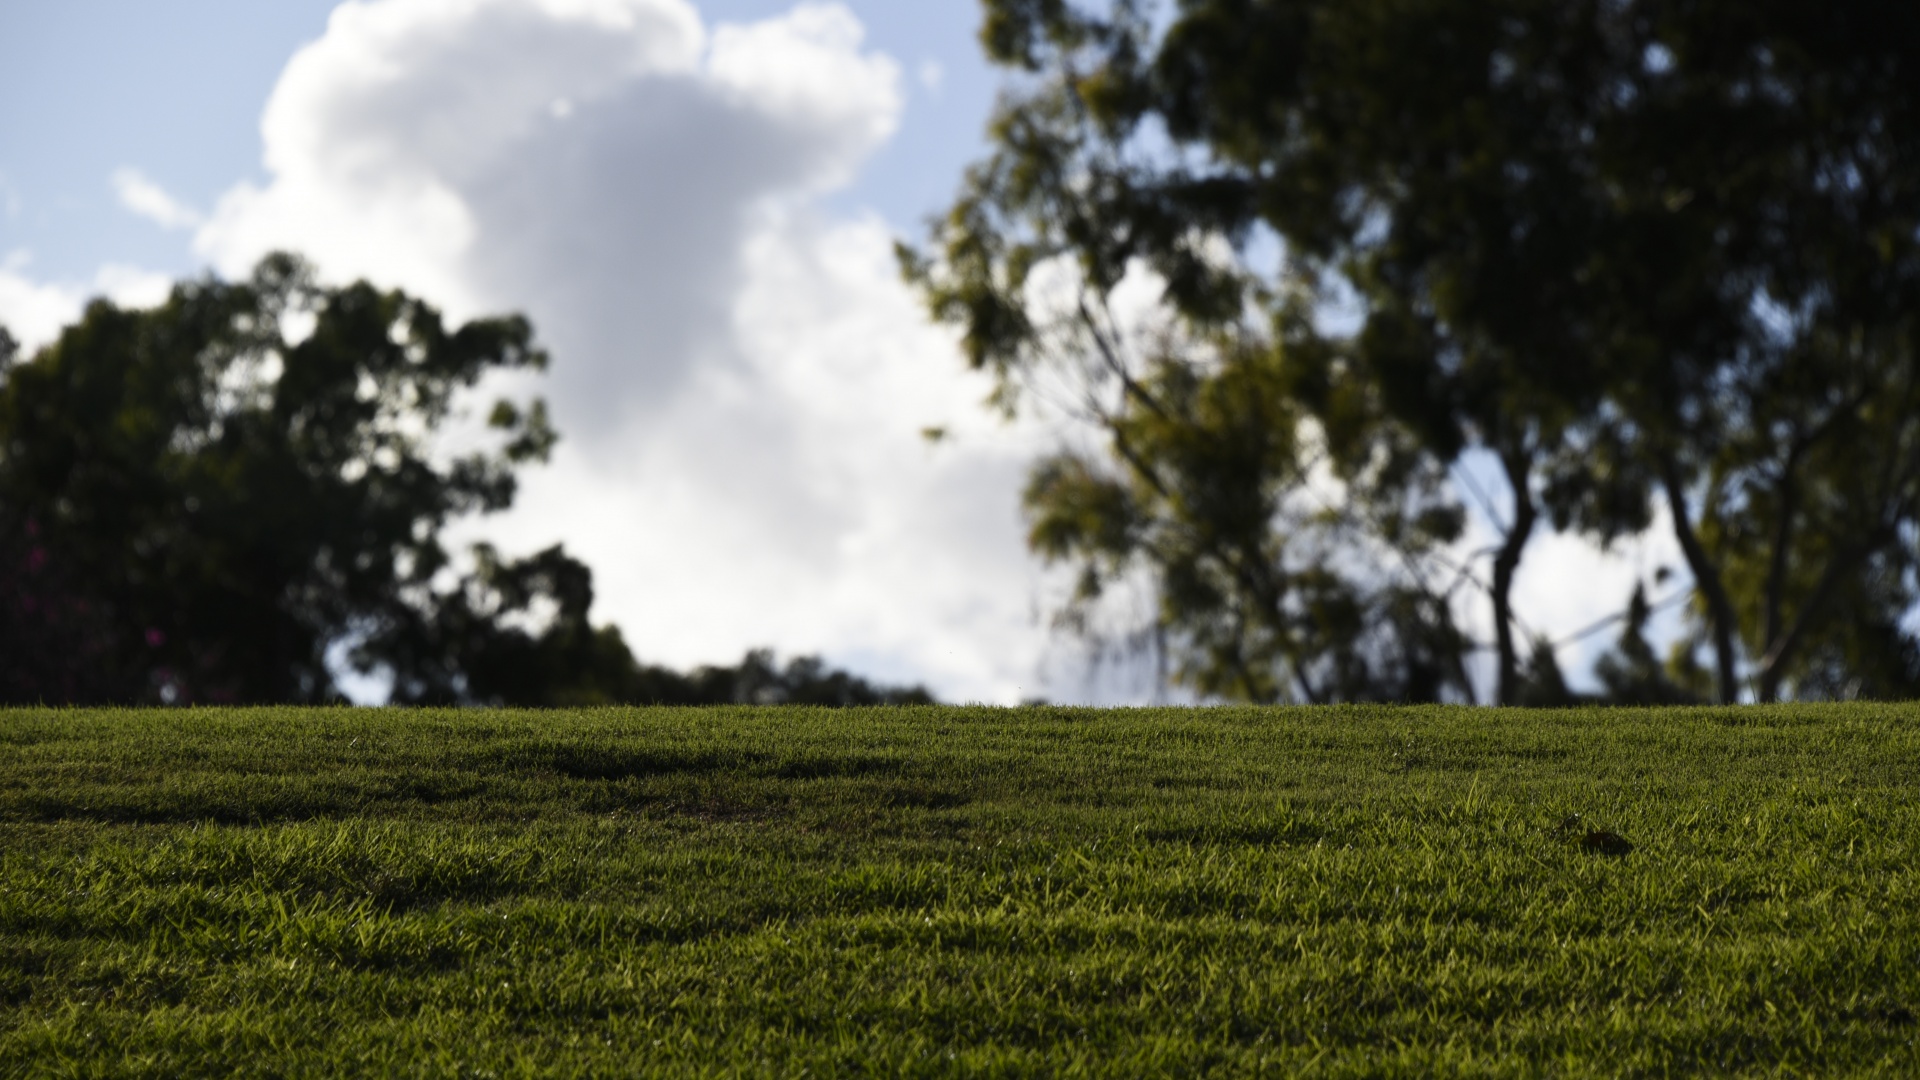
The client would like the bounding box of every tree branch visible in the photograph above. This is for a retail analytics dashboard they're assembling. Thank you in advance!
[1076,294,1172,422]
[1661,456,1742,704]
[1761,437,1803,668]
[1756,528,1890,701]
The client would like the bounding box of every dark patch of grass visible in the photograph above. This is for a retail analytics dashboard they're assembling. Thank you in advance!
[771,753,902,780]
[502,741,763,782]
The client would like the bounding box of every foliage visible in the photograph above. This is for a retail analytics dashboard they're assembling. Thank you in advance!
[0,254,556,703]
[0,257,926,708]
[2,704,1918,1073]
[0,484,120,704]
[905,23,1472,703]
[361,540,931,708]
[1593,585,1702,706]
[919,0,1920,704]
[1021,341,1470,703]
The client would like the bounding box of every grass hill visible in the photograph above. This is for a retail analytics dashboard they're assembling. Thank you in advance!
[2,704,1917,1075]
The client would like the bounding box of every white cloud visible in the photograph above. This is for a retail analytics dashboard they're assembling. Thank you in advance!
[1445,450,1690,699]
[0,254,174,353]
[195,0,1058,701]
[0,268,81,354]
[199,0,902,432]
[91,263,174,309]
[112,168,203,230]
[1508,506,1692,689]
[0,250,84,353]
[470,211,1055,696]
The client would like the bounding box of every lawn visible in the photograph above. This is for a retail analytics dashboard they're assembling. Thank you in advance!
[1,704,1917,1076]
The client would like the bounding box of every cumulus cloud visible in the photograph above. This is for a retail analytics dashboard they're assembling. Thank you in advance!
[0,254,173,353]
[112,169,204,230]
[0,261,83,353]
[194,0,1061,700]
[199,0,907,432]
[475,211,1055,695]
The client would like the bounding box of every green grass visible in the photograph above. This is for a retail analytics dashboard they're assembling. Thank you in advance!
[1,704,1918,1077]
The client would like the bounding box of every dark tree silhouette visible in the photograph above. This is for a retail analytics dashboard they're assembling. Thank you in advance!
[912,0,1920,703]
[0,257,931,707]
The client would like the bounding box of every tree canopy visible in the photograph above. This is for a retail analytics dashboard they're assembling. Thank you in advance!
[913,0,1920,704]
[0,255,929,707]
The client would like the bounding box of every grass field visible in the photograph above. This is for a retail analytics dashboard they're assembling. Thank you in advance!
[1,704,1918,1076]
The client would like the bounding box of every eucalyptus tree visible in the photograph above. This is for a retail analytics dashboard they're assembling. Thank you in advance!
[918,0,1920,703]
[908,4,1474,703]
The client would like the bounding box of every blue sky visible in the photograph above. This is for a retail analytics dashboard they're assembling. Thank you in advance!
[1,1,998,283]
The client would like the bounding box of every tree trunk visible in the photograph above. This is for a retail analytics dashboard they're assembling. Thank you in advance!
[1756,536,1879,702]
[1661,461,1741,704]
[1491,449,1538,706]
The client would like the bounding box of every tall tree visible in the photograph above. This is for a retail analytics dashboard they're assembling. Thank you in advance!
[922,0,1920,704]
[0,328,128,701]
[0,256,939,707]
[0,255,556,703]
[906,11,1474,703]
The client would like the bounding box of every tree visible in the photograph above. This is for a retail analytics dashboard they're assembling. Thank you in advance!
[918,0,1920,704]
[0,255,933,707]
[1011,330,1474,703]
[0,327,127,701]
[373,542,935,707]
[911,0,1504,703]
[0,254,557,703]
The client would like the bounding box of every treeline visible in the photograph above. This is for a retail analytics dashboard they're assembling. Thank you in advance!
[0,260,929,707]
[11,1,1919,708]
[907,0,1920,705]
